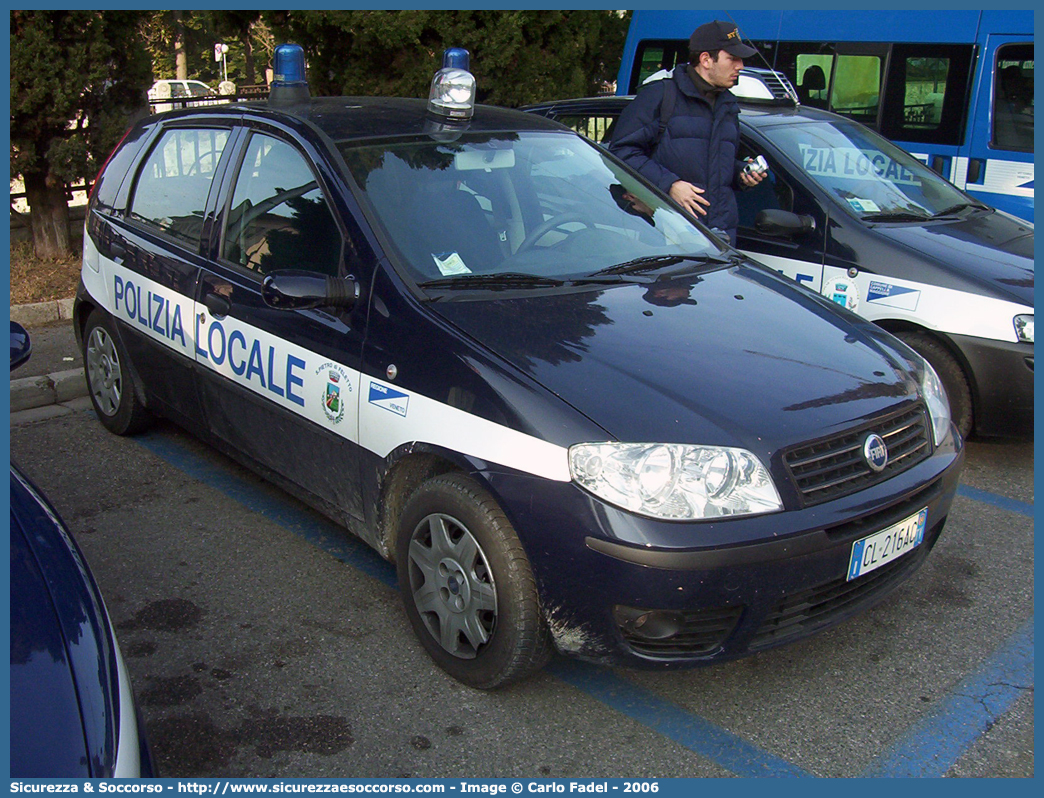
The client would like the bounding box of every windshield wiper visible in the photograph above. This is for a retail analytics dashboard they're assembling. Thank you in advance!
[860,211,932,223]
[419,272,565,290]
[929,202,987,219]
[589,253,734,278]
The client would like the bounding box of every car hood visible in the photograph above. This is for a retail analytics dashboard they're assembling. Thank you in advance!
[431,261,922,459]
[872,211,1033,306]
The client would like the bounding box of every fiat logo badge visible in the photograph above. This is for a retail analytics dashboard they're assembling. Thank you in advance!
[863,433,889,472]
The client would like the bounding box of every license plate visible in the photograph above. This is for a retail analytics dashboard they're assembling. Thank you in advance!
[847,508,928,581]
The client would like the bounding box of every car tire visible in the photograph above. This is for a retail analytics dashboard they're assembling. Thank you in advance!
[83,310,152,435]
[897,331,972,440]
[396,472,552,689]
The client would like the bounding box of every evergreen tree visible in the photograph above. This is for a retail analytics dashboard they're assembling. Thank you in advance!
[267,10,629,106]
[11,10,151,258]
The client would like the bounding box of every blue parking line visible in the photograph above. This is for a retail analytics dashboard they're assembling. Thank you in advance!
[861,619,1034,777]
[135,431,397,588]
[956,484,1033,518]
[549,660,813,777]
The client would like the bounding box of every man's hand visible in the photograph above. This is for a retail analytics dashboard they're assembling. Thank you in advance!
[739,169,767,188]
[669,180,710,217]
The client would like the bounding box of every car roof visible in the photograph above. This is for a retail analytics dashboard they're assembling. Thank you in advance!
[519,94,843,128]
[151,96,570,143]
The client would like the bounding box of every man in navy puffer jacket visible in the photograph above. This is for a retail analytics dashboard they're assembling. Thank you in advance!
[609,20,766,244]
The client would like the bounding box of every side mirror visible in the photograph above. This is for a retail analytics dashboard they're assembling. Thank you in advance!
[262,270,360,311]
[10,321,31,372]
[755,209,816,238]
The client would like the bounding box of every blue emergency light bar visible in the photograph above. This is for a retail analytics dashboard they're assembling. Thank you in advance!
[270,43,311,106]
[442,47,470,71]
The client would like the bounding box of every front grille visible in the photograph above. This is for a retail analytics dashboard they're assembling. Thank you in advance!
[783,406,931,507]
[750,541,928,650]
[619,606,743,658]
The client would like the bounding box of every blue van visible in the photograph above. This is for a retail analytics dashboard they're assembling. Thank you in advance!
[618,10,1034,222]
[74,48,963,688]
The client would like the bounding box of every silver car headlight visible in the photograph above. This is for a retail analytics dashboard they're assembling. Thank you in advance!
[917,358,952,446]
[1014,314,1033,344]
[569,443,782,520]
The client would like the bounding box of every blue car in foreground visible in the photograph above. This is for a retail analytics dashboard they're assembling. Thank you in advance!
[72,48,963,688]
[10,321,153,777]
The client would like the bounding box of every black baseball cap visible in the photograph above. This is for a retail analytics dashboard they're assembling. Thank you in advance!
[689,20,758,59]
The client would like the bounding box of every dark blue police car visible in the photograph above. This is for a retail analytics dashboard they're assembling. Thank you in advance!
[11,322,153,776]
[523,70,1034,440]
[74,47,964,688]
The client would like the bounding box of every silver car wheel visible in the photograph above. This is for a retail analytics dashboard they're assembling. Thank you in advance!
[86,326,123,417]
[407,512,498,659]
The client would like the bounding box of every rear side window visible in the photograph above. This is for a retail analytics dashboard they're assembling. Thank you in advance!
[128,127,230,248]
[222,134,341,277]
[554,114,618,145]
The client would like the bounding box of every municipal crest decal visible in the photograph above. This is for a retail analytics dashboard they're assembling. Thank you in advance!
[316,362,352,424]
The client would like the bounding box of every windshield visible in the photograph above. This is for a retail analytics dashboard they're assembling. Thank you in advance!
[763,117,979,220]
[340,132,720,289]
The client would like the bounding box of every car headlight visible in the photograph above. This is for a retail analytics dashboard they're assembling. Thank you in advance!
[917,358,952,446]
[568,443,782,520]
[1014,314,1033,344]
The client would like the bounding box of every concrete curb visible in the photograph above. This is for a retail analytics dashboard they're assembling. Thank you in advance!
[10,298,88,411]
[11,368,88,412]
[10,297,76,328]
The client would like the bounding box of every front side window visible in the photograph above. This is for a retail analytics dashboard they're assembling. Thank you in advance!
[341,132,719,291]
[764,118,971,220]
[993,43,1034,152]
[128,127,229,247]
[223,134,341,277]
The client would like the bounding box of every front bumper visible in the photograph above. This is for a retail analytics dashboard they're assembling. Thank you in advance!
[952,333,1033,437]
[487,433,963,668]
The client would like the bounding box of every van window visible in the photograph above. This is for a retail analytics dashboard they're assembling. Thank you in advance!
[993,44,1034,152]
[879,44,974,147]
[128,127,229,247]
[223,134,342,277]
[829,54,882,124]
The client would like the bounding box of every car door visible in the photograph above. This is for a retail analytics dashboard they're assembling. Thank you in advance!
[106,122,237,426]
[733,135,829,292]
[955,36,1033,220]
[195,122,372,524]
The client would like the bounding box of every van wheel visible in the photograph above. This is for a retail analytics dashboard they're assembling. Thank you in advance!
[897,331,972,439]
[83,310,152,435]
[396,473,552,689]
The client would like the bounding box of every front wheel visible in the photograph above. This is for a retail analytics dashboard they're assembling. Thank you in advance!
[83,310,152,435]
[897,331,972,440]
[396,473,552,689]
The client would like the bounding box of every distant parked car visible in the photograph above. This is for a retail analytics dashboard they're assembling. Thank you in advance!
[148,79,222,113]
[522,69,1034,439]
[9,322,154,777]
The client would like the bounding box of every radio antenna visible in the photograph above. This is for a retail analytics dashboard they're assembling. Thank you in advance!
[724,11,800,104]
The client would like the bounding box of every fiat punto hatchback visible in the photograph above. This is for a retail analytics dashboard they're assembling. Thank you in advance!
[75,47,963,688]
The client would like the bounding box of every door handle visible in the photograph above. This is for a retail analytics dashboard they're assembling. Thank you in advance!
[204,292,232,318]
[966,158,984,185]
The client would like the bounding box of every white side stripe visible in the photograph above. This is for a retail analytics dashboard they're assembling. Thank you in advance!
[83,238,572,482]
